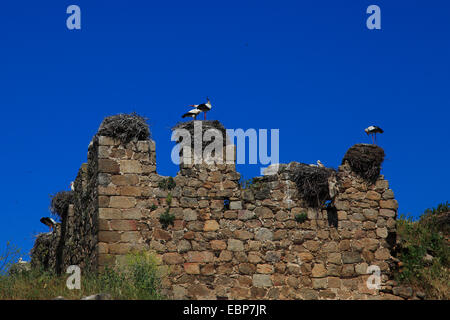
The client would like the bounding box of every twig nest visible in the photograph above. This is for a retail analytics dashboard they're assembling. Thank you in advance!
[50,191,74,219]
[289,162,336,208]
[97,113,150,144]
[342,143,385,184]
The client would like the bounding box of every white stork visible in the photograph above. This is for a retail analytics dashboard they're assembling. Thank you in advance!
[182,108,202,120]
[40,217,56,232]
[70,181,75,191]
[317,160,325,168]
[365,126,384,144]
[195,97,212,120]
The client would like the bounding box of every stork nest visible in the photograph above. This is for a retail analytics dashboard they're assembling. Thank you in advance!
[97,112,150,144]
[172,120,227,152]
[342,144,385,184]
[289,163,336,208]
[50,191,74,219]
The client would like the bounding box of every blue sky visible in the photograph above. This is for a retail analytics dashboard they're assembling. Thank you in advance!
[1,0,449,258]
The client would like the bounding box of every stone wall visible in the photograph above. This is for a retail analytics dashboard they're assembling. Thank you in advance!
[32,140,100,273]
[91,131,403,300]
[60,138,100,272]
[32,120,410,299]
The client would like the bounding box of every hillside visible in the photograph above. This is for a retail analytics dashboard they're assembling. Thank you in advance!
[395,202,450,299]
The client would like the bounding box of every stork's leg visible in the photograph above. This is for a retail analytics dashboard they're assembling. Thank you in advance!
[204,112,206,120]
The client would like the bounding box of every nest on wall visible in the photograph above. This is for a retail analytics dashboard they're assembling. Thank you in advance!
[50,191,74,219]
[97,112,150,144]
[290,163,336,208]
[342,144,385,184]
[172,120,227,152]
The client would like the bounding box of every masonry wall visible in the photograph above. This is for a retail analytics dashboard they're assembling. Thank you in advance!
[90,133,403,300]
[61,138,100,272]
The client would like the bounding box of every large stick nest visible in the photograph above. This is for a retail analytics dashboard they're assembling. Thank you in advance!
[172,120,227,151]
[50,191,74,219]
[342,144,385,184]
[97,112,150,144]
[289,163,336,208]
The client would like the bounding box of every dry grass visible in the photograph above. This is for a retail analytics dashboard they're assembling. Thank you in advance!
[0,251,166,300]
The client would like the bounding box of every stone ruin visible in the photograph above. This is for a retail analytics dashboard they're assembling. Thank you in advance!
[31,119,414,300]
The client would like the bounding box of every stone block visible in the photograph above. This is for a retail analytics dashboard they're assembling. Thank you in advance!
[342,251,362,264]
[203,220,219,232]
[211,240,227,250]
[311,263,327,277]
[120,160,142,174]
[229,201,242,210]
[110,220,137,231]
[255,228,273,241]
[187,251,214,263]
[109,196,136,209]
[98,208,122,219]
[98,231,120,242]
[98,159,120,173]
[228,239,244,252]
[163,252,184,265]
[252,274,272,288]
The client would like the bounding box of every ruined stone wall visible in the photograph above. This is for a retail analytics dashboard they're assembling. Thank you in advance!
[60,139,99,272]
[91,133,403,300]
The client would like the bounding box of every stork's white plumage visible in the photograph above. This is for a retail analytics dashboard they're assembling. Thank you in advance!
[365,125,384,144]
[40,217,56,231]
[70,181,75,191]
[195,97,212,120]
[317,160,325,168]
[182,108,202,120]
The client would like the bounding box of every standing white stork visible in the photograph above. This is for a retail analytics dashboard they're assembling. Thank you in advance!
[195,97,212,120]
[365,126,384,144]
[40,217,56,232]
[70,181,75,191]
[182,108,202,120]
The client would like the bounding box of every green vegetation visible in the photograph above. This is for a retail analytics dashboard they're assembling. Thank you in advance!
[0,251,166,300]
[0,242,22,276]
[159,210,175,229]
[158,177,176,191]
[159,193,175,229]
[239,176,266,191]
[396,202,450,299]
[294,213,308,223]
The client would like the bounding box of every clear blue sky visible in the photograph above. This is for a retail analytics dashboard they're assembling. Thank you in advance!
[1,0,449,259]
